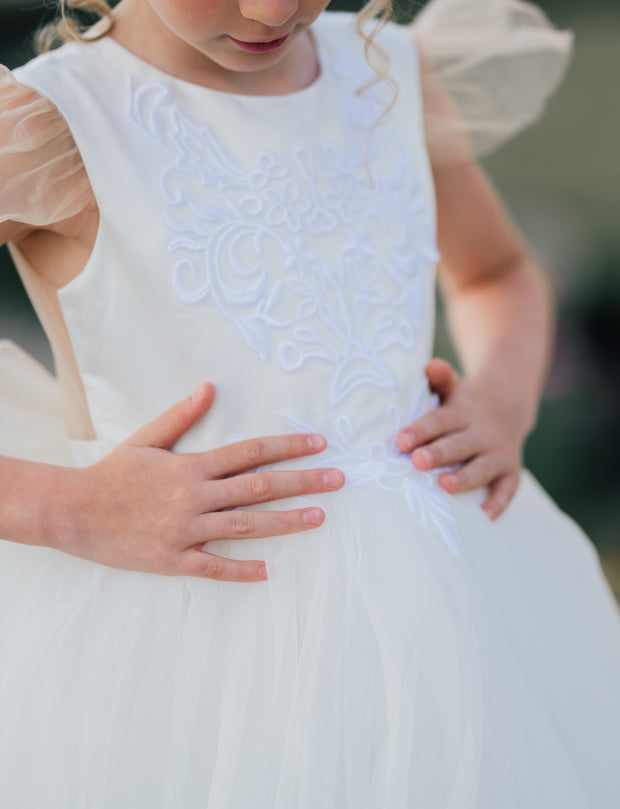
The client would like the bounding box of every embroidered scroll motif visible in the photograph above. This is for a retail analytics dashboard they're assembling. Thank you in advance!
[128,49,438,406]
[279,381,461,558]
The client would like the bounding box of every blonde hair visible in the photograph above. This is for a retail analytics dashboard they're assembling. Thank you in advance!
[36,0,114,52]
[354,0,397,130]
[355,0,395,92]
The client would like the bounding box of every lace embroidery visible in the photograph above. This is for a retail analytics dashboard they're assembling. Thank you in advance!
[279,382,460,558]
[127,45,457,551]
[127,49,438,406]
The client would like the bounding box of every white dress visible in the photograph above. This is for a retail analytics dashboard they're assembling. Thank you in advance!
[1,7,620,809]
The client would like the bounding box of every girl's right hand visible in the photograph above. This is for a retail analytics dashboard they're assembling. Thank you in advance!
[53,383,344,582]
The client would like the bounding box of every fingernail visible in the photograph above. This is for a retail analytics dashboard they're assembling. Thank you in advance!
[323,469,344,488]
[398,432,415,451]
[441,474,456,492]
[307,434,326,451]
[191,382,207,402]
[416,448,432,467]
[481,504,495,520]
[258,562,276,579]
[304,508,323,526]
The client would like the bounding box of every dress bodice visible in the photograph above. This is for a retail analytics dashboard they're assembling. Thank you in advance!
[13,14,439,469]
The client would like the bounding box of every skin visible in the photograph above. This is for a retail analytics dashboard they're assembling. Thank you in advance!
[0,0,553,579]
[397,160,552,519]
[108,0,328,95]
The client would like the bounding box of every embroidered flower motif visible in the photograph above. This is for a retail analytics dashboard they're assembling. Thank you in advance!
[127,46,456,554]
[279,382,461,558]
[127,48,439,407]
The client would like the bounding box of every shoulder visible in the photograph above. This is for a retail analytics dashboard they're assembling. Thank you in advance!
[13,41,112,99]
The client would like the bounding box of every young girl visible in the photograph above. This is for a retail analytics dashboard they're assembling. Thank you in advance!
[1,0,619,805]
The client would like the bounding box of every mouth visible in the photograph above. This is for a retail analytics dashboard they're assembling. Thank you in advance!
[228,35,290,53]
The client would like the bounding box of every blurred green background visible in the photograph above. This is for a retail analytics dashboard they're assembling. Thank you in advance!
[1,0,619,597]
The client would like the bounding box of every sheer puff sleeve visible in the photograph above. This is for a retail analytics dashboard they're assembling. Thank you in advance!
[409,0,574,166]
[0,64,93,229]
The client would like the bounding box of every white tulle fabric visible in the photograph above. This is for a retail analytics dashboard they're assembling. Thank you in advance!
[411,0,573,163]
[1,359,620,808]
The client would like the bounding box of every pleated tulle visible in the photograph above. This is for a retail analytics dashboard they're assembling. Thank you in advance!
[0,66,92,228]
[1,342,620,807]
[1,464,619,807]
[411,0,573,163]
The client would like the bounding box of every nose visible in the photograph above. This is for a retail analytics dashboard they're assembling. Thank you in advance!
[238,0,298,27]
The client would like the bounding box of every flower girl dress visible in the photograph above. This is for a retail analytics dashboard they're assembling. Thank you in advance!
[1,2,619,807]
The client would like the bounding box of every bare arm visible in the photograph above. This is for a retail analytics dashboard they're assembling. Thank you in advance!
[434,159,552,434]
[397,158,553,517]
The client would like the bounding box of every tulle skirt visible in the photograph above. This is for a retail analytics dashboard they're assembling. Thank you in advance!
[1,340,620,808]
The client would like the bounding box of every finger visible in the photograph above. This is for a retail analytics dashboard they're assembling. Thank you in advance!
[397,405,468,452]
[125,382,215,450]
[438,453,505,494]
[205,468,344,511]
[198,505,325,543]
[425,358,459,402]
[481,472,520,520]
[201,433,327,478]
[411,428,480,471]
[178,550,269,583]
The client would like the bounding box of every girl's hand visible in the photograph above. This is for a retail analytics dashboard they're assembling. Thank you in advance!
[53,383,344,582]
[396,359,526,520]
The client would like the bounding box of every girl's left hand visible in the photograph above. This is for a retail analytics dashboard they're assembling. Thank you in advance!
[396,358,527,520]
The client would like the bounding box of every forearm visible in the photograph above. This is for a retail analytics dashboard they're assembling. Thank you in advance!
[439,253,553,437]
[0,455,69,548]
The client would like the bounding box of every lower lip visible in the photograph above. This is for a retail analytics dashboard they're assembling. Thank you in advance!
[228,35,289,54]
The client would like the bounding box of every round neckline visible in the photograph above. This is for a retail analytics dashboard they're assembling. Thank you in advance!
[97,16,329,102]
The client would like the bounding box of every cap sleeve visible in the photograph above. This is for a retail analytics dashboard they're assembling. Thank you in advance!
[409,0,574,166]
[0,65,92,228]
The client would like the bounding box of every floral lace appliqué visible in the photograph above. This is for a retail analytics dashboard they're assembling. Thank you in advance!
[280,381,461,558]
[127,50,438,406]
[127,47,457,554]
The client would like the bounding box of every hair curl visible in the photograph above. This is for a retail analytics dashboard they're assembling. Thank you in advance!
[355,0,397,130]
[36,0,114,52]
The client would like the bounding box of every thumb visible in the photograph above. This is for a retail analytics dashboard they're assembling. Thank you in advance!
[425,358,458,402]
[124,382,215,450]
